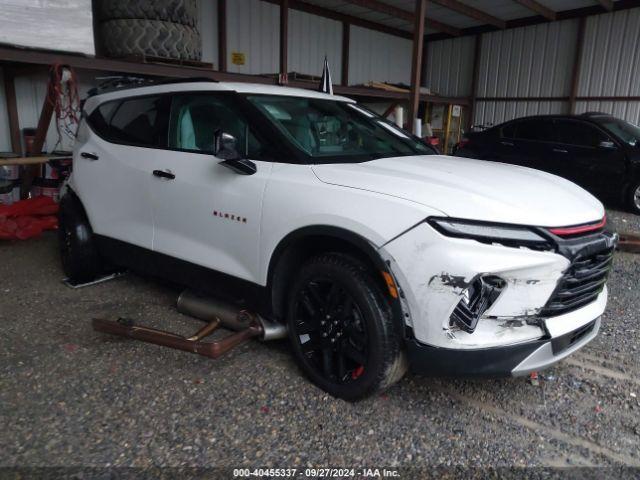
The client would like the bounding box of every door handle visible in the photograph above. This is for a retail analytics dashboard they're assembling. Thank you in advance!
[152,169,175,180]
[80,152,99,160]
[500,141,514,147]
[553,148,568,154]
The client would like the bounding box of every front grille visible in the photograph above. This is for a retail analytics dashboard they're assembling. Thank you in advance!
[541,247,614,317]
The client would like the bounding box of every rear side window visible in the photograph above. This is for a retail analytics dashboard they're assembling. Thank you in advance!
[513,119,555,142]
[554,120,609,147]
[88,95,168,148]
[501,123,516,138]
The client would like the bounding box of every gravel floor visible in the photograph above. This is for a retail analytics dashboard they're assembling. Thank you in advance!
[1,210,639,473]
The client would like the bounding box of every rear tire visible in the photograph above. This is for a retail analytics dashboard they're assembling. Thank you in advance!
[58,193,103,284]
[286,253,407,401]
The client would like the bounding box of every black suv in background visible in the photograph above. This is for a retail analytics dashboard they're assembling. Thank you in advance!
[455,113,640,214]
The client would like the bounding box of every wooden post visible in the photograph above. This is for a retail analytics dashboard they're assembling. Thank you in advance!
[279,0,289,84]
[2,68,22,155]
[32,81,55,154]
[408,0,427,133]
[569,17,586,115]
[468,34,482,131]
[218,0,227,72]
[341,22,350,86]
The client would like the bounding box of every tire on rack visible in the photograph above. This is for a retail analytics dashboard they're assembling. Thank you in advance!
[58,192,104,284]
[625,179,640,215]
[99,19,202,61]
[286,253,407,401]
[97,0,199,27]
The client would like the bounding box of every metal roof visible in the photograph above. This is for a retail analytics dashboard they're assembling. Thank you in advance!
[298,0,624,37]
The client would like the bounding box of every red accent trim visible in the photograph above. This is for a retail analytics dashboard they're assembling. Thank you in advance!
[548,215,606,237]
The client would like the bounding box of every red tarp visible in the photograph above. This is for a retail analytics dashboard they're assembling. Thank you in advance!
[0,196,59,240]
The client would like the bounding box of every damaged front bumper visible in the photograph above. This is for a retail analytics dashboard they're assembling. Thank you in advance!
[382,220,616,377]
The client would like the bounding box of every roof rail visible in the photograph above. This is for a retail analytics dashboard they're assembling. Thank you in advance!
[87,76,218,97]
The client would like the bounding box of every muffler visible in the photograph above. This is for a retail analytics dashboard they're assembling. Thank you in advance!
[176,290,287,341]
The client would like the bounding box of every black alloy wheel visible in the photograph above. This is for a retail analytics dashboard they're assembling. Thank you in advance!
[287,253,407,400]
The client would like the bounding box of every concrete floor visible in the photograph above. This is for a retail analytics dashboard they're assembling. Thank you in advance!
[1,210,639,472]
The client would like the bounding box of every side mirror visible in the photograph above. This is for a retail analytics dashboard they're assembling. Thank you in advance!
[598,140,617,150]
[213,130,241,160]
[213,129,257,175]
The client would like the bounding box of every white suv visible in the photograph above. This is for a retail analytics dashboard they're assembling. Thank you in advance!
[60,79,616,400]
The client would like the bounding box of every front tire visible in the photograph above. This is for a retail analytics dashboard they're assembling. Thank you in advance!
[58,193,103,284]
[626,179,640,215]
[286,253,407,401]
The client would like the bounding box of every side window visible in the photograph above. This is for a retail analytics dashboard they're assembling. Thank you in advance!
[514,119,555,142]
[168,93,265,159]
[554,121,609,148]
[87,101,118,138]
[501,123,516,139]
[107,96,168,147]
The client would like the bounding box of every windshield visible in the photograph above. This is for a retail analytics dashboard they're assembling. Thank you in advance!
[245,95,432,163]
[599,118,640,147]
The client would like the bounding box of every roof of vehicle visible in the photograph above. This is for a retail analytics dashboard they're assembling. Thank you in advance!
[487,113,619,129]
[84,77,353,112]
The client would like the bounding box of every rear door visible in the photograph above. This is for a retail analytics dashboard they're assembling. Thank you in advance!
[74,95,169,249]
[493,118,556,171]
[149,92,273,284]
[552,119,626,194]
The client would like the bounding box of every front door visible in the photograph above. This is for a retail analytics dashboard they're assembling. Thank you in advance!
[149,92,273,284]
[552,119,627,195]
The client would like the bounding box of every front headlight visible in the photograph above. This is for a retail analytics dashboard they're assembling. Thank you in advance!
[428,217,550,248]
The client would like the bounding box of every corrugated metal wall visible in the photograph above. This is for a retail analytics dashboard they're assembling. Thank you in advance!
[473,101,568,129]
[575,100,640,124]
[424,36,475,97]
[199,0,219,66]
[226,0,279,75]
[477,19,578,99]
[573,8,640,124]
[288,9,342,79]
[578,8,640,98]
[348,26,412,85]
[470,18,579,126]
[0,68,12,152]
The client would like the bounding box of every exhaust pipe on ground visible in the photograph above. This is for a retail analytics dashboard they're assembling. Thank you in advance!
[92,290,287,361]
[176,290,288,341]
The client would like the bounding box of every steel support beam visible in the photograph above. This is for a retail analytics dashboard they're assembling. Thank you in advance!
[2,68,22,155]
[340,0,460,36]
[468,34,482,131]
[260,0,412,39]
[512,0,556,20]
[341,22,350,86]
[280,0,289,84]
[408,0,427,133]
[569,17,587,114]
[429,0,505,28]
[218,0,227,72]
[597,0,614,11]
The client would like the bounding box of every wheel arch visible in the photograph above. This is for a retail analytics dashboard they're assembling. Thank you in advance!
[267,226,404,328]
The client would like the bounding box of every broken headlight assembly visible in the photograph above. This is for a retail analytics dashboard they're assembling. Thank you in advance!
[427,217,552,250]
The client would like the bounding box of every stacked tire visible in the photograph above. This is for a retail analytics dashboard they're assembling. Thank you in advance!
[96,0,202,62]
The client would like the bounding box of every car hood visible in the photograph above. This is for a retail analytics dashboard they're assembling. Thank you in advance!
[311,155,604,227]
